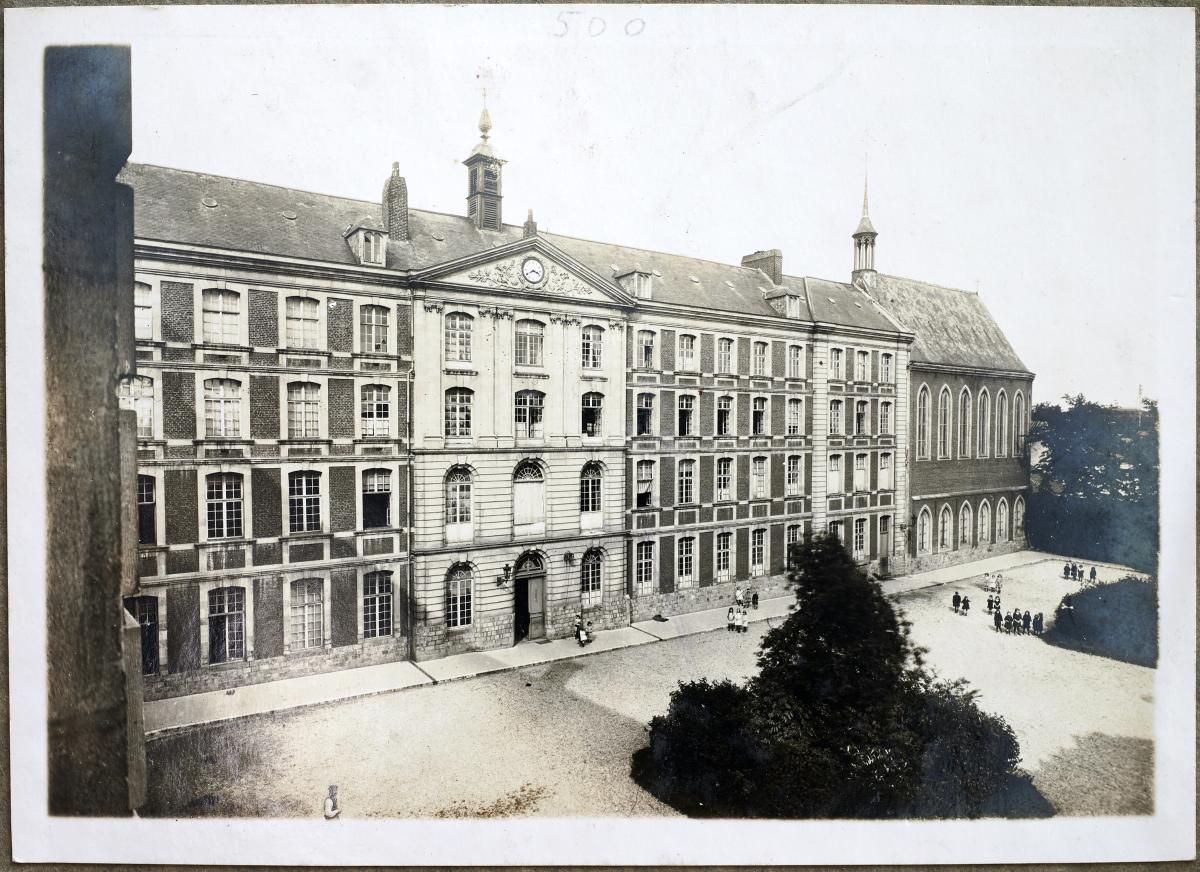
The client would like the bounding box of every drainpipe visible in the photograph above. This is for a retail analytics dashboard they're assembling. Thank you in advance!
[405,328,417,662]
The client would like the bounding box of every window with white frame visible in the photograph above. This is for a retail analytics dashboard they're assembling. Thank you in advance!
[636,393,654,436]
[445,388,473,437]
[206,472,243,539]
[579,463,602,514]
[363,570,393,638]
[363,232,383,265]
[636,460,655,509]
[581,325,603,369]
[938,388,952,458]
[202,289,240,345]
[134,282,153,340]
[717,337,733,374]
[678,395,695,436]
[361,305,389,354]
[917,508,932,553]
[788,345,804,378]
[958,389,972,458]
[289,579,323,649]
[939,506,952,550]
[362,469,391,529]
[679,334,697,371]
[881,353,893,383]
[446,565,472,627]
[786,455,802,496]
[638,331,655,369]
[978,501,992,543]
[288,471,321,533]
[880,401,892,436]
[787,398,803,435]
[444,312,472,362]
[879,452,893,490]
[854,453,868,491]
[130,375,154,438]
[916,387,930,459]
[361,384,390,437]
[137,475,156,546]
[445,467,472,529]
[997,392,1009,457]
[635,541,655,591]
[997,500,1009,541]
[752,341,768,376]
[715,457,732,501]
[716,531,732,578]
[677,536,695,585]
[854,518,867,556]
[751,456,768,499]
[855,350,869,382]
[512,461,545,528]
[830,348,843,379]
[285,297,320,349]
[959,503,973,549]
[786,524,801,545]
[1014,394,1026,456]
[287,382,320,438]
[829,399,843,435]
[752,397,766,435]
[515,320,545,366]
[581,550,602,600]
[581,392,603,436]
[514,390,545,438]
[750,528,766,575]
[208,586,245,663]
[716,395,733,436]
[855,400,869,435]
[829,520,843,543]
[827,453,842,494]
[677,459,696,504]
[1014,497,1025,535]
[977,392,991,458]
[204,378,242,438]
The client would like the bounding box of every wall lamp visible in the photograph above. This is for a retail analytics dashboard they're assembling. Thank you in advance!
[495,564,511,586]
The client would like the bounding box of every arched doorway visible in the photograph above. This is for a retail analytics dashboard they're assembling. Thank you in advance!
[513,552,546,642]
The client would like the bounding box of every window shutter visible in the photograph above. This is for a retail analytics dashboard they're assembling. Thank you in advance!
[735,528,750,580]
[770,524,785,575]
[698,530,714,587]
[660,390,675,437]
[658,536,675,594]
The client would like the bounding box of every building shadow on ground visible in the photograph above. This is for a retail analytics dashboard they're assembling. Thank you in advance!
[1030,732,1154,816]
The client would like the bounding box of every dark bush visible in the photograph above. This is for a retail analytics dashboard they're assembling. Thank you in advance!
[1044,575,1158,667]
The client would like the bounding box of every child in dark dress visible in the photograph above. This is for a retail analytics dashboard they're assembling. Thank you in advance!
[1003,612,1013,632]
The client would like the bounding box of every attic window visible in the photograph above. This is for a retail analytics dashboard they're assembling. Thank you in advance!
[363,232,384,265]
[202,197,218,208]
[617,270,653,299]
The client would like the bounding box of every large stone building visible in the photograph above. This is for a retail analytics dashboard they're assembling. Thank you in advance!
[120,113,1031,697]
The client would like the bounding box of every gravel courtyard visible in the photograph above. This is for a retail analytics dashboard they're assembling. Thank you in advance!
[143,557,1154,819]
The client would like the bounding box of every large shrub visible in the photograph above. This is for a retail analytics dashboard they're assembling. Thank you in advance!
[635,532,1025,818]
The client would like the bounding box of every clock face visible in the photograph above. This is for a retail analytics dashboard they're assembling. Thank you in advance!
[521,257,545,283]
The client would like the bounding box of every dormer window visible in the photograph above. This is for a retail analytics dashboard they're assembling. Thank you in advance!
[363,232,383,265]
[616,269,653,299]
[344,222,388,267]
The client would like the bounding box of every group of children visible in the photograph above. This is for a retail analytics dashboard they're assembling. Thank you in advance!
[725,586,760,634]
[573,614,595,647]
[1064,562,1098,584]
[952,590,1045,635]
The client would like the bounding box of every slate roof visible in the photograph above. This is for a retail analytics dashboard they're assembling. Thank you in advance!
[869,274,1031,374]
[792,276,902,334]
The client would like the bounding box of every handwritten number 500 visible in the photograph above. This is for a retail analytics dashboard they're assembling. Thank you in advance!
[554,12,646,37]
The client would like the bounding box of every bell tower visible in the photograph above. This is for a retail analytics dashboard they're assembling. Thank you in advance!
[851,174,878,286]
[464,104,505,231]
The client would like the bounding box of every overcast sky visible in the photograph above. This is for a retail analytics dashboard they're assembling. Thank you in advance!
[14,4,1195,406]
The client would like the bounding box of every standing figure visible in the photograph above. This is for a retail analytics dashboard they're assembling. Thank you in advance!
[1012,609,1022,633]
[1022,610,1032,633]
[986,594,995,613]
[1089,566,1098,584]
[323,785,340,820]
[751,590,760,610]
[1003,611,1013,633]
[1063,562,1071,578]
[961,596,971,616]
[735,586,745,608]
[993,608,1003,632]
[952,591,962,613]
[727,606,735,632]
[1033,612,1044,635]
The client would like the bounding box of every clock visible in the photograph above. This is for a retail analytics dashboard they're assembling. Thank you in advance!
[521,257,545,284]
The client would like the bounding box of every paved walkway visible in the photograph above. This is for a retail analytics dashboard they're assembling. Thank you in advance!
[143,549,1139,738]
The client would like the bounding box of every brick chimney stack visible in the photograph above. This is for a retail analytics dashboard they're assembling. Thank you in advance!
[382,162,409,241]
[523,208,538,238]
[741,249,783,285]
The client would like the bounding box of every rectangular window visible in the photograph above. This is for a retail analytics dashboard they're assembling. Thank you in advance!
[208,587,245,663]
[363,572,393,638]
[289,472,321,533]
[135,282,153,340]
[856,350,869,382]
[206,474,243,539]
[788,345,804,378]
[829,400,843,435]
[716,396,732,436]
[361,305,389,354]
[716,457,732,501]
[677,460,695,505]
[881,354,893,382]
[750,529,766,575]
[678,395,694,436]
[444,313,472,362]
[855,401,869,435]
[752,341,768,376]
[635,541,655,590]
[786,524,801,545]
[202,289,240,345]
[829,520,843,542]
[361,385,390,437]
[581,392,603,437]
[752,397,766,435]
[515,391,544,438]
[716,531,731,576]
[515,321,544,367]
[853,518,867,555]
[880,402,892,435]
[636,460,655,508]
[137,476,156,546]
[679,335,696,371]
[854,454,868,492]
[287,383,320,438]
[717,338,733,374]
[880,452,893,490]
[290,579,323,650]
[581,326,603,369]
[787,399,803,435]
[580,466,602,514]
[636,394,654,436]
[445,389,472,437]
[639,331,655,369]
[751,457,767,499]
[828,454,842,494]
[830,348,843,380]
[362,470,391,529]
[786,455,802,496]
[204,379,241,439]
[285,297,320,349]
[677,537,694,584]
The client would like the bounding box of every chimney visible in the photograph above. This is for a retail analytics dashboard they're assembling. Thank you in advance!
[741,249,782,285]
[523,208,538,238]
[382,162,409,241]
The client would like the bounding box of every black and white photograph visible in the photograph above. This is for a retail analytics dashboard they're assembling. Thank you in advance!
[5,2,1195,865]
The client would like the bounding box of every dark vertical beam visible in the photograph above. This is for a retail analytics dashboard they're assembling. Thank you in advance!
[43,45,142,816]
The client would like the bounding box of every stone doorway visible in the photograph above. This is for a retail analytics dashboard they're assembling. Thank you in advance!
[513,552,546,643]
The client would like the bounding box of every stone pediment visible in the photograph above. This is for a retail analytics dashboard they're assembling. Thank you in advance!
[441,254,602,300]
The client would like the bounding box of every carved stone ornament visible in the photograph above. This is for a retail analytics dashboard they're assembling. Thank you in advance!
[549,313,581,326]
[607,319,627,332]
[462,257,596,298]
[423,300,445,313]
[478,306,514,320]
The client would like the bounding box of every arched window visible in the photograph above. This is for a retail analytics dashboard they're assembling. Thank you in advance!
[361,305,390,354]
[581,392,603,436]
[788,344,804,378]
[636,460,655,508]
[959,502,973,549]
[363,570,393,638]
[284,296,320,349]
[752,397,767,435]
[204,378,241,438]
[137,475,156,546]
[977,390,991,458]
[678,459,696,504]
[290,578,323,648]
[855,400,870,435]
[288,471,321,533]
[786,455,803,496]
[515,319,545,366]
[717,337,734,373]
[636,393,654,436]
[958,388,972,458]
[716,395,733,436]
[124,375,154,438]
[879,452,894,490]
[916,386,930,459]
[581,325,603,369]
[515,390,545,438]
[444,312,472,362]
[134,281,153,340]
[997,499,1009,542]
[917,507,932,554]
[939,505,953,551]
[881,353,893,382]
[853,453,868,491]
[208,586,245,663]
[787,398,803,435]
[202,289,240,344]
[678,334,697,371]
[579,462,603,515]
[362,469,391,529]
[638,330,656,369]
[829,399,844,435]
[880,401,892,435]
[978,500,992,544]
[361,384,390,437]
[445,388,473,437]
[827,453,843,495]
[635,541,655,592]
[580,549,603,603]
[752,341,768,376]
[445,466,473,539]
[715,457,733,501]
[513,461,546,530]
[1014,392,1026,456]
[751,456,768,499]
[1014,496,1026,535]
[677,394,695,436]
[446,565,473,627]
[677,536,696,585]
[997,391,1009,457]
[287,382,320,438]
[206,472,243,539]
[938,387,952,458]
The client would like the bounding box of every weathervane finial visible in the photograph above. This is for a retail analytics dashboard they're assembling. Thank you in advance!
[478,88,492,140]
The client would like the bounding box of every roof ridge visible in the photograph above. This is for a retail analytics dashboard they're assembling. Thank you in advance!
[543,228,778,277]
[880,272,979,296]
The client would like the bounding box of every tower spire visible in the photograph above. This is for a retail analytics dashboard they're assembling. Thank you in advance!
[478,88,491,141]
[464,98,505,231]
[852,170,878,284]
